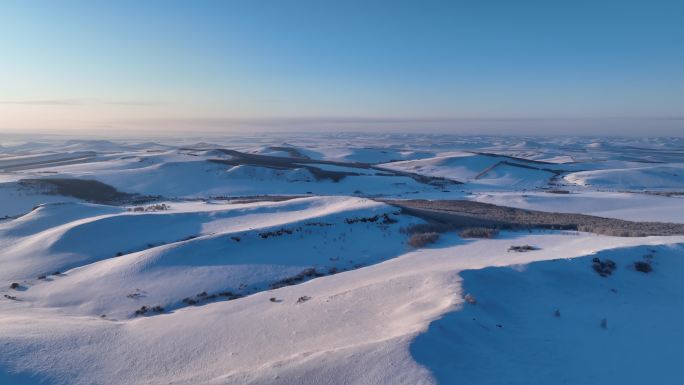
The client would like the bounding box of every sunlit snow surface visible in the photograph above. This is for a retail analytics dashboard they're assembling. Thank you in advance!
[0,134,682,384]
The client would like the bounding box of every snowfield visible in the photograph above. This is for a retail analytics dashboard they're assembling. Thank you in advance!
[378,152,567,189]
[412,243,684,385]
[0,134,683,384]
[564,164,684,191]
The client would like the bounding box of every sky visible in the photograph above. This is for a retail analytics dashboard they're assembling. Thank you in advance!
[1,0,683,136]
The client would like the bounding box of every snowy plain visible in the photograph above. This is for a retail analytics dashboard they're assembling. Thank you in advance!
[0,133,682,384]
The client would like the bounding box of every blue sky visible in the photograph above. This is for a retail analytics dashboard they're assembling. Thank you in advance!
[1,0,683,135]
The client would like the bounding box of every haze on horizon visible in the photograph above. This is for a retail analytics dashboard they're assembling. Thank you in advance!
[1,0,683,136]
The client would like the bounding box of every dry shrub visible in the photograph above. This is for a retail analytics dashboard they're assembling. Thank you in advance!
[408,232,440,248]
[508,245,536,252]
[459,227,499,239]
[634,261,652,273]
[464,293,477,304]
[592,257,616,277]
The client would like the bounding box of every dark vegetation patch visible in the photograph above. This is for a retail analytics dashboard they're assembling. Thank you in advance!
[182,290,242,307]
[643,191,684,197]
[408,232,440,248]
[545,189,571,194]
[464,293,477,304]
[459,227,499,239]
[634,251,654,273]
[592,257,617,277]
[268,263,351,290]
[35,271,62,281]
[133,305,165,317]
[19,178,158,205]
[305,222,333,227]
[270,268,322,289]
[344,213,396,224]
[258,228,293,239]
[382,199,684,237]
[508,245,536,252]
[10,282,20,290]
[129,203,170,212]
[296,296,311,304]
[209,195,307,204]
[3,294,19,301]
[634,261,653,273]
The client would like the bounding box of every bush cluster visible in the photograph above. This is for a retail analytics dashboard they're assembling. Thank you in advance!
[592,257,617,277]
[408,232,440,248]
[459,227,499,238]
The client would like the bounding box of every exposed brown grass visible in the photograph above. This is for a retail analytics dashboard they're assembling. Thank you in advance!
[459,227,499,238]
[408,232,440,248]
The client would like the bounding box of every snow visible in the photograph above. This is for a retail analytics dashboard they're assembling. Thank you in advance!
[0,152,95,171]
[2,225,681,384]
[1,135,683,384]
[8,156,439,198]
[379,152,565,189]
[412,243,684,385]
[0,183,80,218]
[565,164,684,191]
[379,152,500,182]
[15,197,420,319]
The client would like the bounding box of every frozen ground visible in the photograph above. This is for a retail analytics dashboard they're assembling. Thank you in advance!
[0,134,682,384]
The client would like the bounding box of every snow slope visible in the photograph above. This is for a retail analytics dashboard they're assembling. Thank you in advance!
[380,152,501,181]
[11,156,446,198]
[1,227,682,384]
[412,244,684,385]
[0,183,80,218]
[379,152,563,189]
[1,135,683,384]
[0,197,410,283]
[565,164,684,191]
[14,197,418,319]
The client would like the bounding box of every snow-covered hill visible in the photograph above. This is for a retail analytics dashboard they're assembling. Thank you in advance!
[6,197,419,319]
[413,244,684,385]
[379,152,570,190]
[1,134,683,384]
[565,164,684,191]
[2,224,681,384]
[471,191,684,223]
